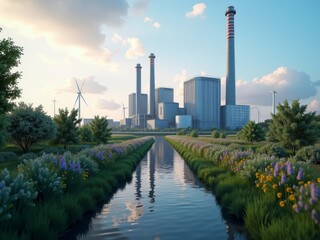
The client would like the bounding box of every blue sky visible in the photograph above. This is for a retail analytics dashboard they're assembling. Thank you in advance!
[0,0,319,121]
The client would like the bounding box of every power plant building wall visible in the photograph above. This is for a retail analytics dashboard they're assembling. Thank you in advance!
[176,115,192,129]
[158,102,179,127]
[128,93,148,118]
[221,105,250,130]
[155,88,174,118]
[184,77,221,130]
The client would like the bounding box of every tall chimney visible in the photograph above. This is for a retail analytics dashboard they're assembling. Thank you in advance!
[149,53,156,118]
[136,64,142,118]
[225,6,236,105]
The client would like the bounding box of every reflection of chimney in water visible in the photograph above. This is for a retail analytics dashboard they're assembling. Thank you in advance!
[149,53,156,118]
[148,148,155,203]
[135,163,142,200]
[135,63,142,126]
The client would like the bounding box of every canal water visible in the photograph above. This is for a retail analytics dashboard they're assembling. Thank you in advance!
[72,137,246,240]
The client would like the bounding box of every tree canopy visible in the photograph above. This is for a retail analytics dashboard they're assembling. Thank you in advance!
[54,108,81,149]
[267,99,320,154]
[90,115,112,144]
[237,120,265,144]
[7,102,56,153]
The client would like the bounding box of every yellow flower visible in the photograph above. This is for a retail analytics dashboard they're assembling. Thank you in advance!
[317,178,320,183]
[298,181,304,185]
[263,184,267,188]
[256,183,260,188]
[289,194,295,201]
[277,192,282,198]
[307,181,312,185]
[292,203,297,210]
[279,201,285,207]
[263,188,267,193]
[272,184,278,189]
[286,187,292,193]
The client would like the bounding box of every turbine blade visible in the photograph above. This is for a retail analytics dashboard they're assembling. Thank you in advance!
[80,94,88,107]
[73,95,80,108]
[75,78,81,92]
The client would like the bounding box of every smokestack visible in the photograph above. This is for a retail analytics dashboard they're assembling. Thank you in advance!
[136,64,142,117]
[225,6,236,105]
[149,53,156,118]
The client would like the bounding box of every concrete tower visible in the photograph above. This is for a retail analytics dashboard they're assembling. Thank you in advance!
[136,64,142,117]
[149,53,156,118]
[271,90,277,115]
[225,6,236,105]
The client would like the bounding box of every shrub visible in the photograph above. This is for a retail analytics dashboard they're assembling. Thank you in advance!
[76,154,98,175]
[295,146,320,163]
[177,129,187,135]
[219,132,226,138]
[190,130,198,138]
[19,152,38,161]
[39,147,64,155]
[78,125,94,142]
[211,130,220,138]
[256,143,288,158]
[0,152,17,162]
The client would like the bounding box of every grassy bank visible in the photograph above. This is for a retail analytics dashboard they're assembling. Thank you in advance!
[0,137,154,240]
[166,136,320,240]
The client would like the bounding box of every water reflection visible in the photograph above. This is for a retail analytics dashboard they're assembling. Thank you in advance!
[73,136,246,240]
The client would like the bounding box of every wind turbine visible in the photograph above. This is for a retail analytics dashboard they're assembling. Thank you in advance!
[52,99,57,116]
[73,79,88,122]
[122,102,127,120]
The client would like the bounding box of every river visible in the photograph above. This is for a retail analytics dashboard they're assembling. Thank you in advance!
[67,137,246,240]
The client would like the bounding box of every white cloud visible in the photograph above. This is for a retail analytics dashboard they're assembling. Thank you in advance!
[0,0,129,64]
[144,17,152,22]
[236,67,318,106]
[200,70,207,76]
[308,99,320,113]
[132,0,149,15]
[57,76,107,94]
[112,33,126,45]
[95,99,121,110]
[186,3,207,18]
[174,70,188,105]
[153,22,161,29]
[126,37,145,59]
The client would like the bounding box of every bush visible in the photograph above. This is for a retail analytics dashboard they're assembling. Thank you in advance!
[39,147,64,155]
[219,132,226,138]
[19,152,38,161]
[190,130,198,138]
[78,125,94,143]
[295,146,320,163]
[0,152,17,162]
[211,130,220,138]
[256,143,288,158]
[177,129,187,135]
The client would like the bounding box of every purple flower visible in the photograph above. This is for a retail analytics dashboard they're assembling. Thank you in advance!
[274,162,281,177]
[75,162,81,174]
[296,167,304,180]
[281,173,287,184]
[68,161,75,172]
[59,157,67,171]
[310,182,319,200]
[286,161,294,175]
[294,204,301,213]
[52,157,57,165]
[309,198,317,205]
[311,209,318,224]
[0,180,5,190]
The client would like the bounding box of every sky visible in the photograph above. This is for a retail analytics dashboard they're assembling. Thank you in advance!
[1,0,319,122]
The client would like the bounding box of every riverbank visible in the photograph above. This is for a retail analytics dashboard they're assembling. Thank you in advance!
[166,136,320,240]
[0,137,154,240]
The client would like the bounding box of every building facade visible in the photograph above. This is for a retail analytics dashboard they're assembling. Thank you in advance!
[128,93,148,118]
[155,88,174,118]
[184,77,221,130]
[220,105,250,130]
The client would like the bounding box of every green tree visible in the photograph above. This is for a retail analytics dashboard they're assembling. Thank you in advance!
[7,103,56,153]
[0,30,23,144]
[90,116,112,144]
[54,108,81,150]
[237,120,265,144]
[190,129,198,138]
[267,99,320,154]
[78,124,94,142]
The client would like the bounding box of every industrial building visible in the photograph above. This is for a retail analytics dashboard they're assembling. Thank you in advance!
[184,77,221,130]
[125,6,249,131]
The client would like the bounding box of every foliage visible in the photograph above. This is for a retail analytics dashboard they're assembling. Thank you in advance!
[256,143,288,158]
[19,152,38,161]
[0,115,9,145]
[0,152,17,162]
[219,132,226,138]
[54,108,81,150]
[78,124,94,142]
[7,103,56,153]
[190,129,198,138]
[295,146,320,164]
[211,130,220,138]
[237,120,265,144]
[0,34,23,113]
[267,99,320,154]
[90,115,112,144]
[177,129,188,135]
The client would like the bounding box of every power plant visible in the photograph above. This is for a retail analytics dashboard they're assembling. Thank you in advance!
[123,6,249,130]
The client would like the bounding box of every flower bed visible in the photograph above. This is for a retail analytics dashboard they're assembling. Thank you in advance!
[0,136,154,239]
[166,135,320,239]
